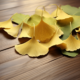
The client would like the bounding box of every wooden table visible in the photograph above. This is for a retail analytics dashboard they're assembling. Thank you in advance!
[0,0,80,80]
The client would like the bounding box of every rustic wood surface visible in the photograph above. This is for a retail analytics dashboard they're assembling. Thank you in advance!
[0,0,80,80]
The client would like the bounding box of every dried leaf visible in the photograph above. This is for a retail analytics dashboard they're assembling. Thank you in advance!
[4,23,22,37]
[62,50,78,57]
[71,16,80,30]
[75,28,80,33]
[12,13,30,24]
[0,18,13,29]
[19,22,33,38]
[64,34,80,51]
[35,19,56,42]
[57,24,70,40]
[51,7,73,25]
[27,14,56,27]
[27,14,41,27]
[77,33,80,40]
[61,5,79,15]
[27,14,57,42]
[74,11,80,16]
[15,37,48,57]
[41,32,66,49]
[55,24,63,37]
[57,16,80,40]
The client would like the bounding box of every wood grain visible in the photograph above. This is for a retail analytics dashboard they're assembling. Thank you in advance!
[0,47,62,80]
[0,0,80,50]
[0,0,80,80]
[8,55,80,80]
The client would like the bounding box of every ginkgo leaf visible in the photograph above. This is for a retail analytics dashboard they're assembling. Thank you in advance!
[51,7,73,25]
[55,24,63,37]
[57,23,71,40]
[71,16,80,30]
[73,11,80,16]
[15,37,48,57]
[0,18,13,29]
[12,13,30,24]
[77,7,80,15]
[43,18,63,37]
[57,16,80,40]
[42,17,56,25]
[75,28,80,33]
[26,14,57,42]
[75,28,80,39]
[61,5,80,16]
[62,50,78,57]
[27,14,56,27]
[77,33,80,40]
[35,9,52,18]
[27,14,41,27]
[35,19,56,42]
[4,23,22,37]
[61,5,79,15]
[64,34,80,51]
[41,31,66,50]
[19,22,33,38]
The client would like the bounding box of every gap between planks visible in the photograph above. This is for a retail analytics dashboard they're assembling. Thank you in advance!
[0,47,62,80]
[8,55,80,80]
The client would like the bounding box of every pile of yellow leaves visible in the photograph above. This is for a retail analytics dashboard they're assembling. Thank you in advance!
[0,4,80,57]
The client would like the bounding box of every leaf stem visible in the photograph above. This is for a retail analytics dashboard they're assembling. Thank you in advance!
[48,4,59,17]
[70,22,72,32]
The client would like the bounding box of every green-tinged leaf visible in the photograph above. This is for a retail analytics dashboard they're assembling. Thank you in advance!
[27,14,56,27]
[62,50,78,57]
[12,13,30,24]
[74,11,80,16]
[72,16,80,30]
[43,17,56,25]
[57,15,80,40]
[27,14,41,27]
[61,5,79,15]
[57,24,70,40]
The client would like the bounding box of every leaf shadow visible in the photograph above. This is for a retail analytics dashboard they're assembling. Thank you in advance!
[49,46,62,57]
[12,21,18,25]
[0,29,15,39]
[37,46,62,59]
[18,38,31,44]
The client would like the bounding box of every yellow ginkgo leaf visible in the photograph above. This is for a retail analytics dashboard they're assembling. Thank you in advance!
[35,9,52,18]
[55,24,63,37]
[75,28,80,32]
[64,34,80,51]
[35,19,56,42]
[51,7,73,25]
[19,23,32,38]
[0,18,13,29]
[4,23,22,37]
[77,33,80,40]
[27,14,41,27]
[41,32,66,49]
[15,37,48,57]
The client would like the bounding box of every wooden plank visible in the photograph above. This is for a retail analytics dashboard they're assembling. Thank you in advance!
[0,48,21,64]
[0,0,60,50]
[0,30,19,50]
[0,1,59,18]
[8,55,80,80]
[0,0,80,50]
[0,47,62,80]
[0,0,46,5]
[0,0,47,10]
[0,0,80,80]
[1,0,80,18]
